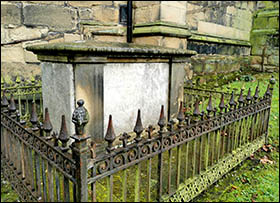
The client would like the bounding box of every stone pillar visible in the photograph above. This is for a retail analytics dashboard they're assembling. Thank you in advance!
[27,41,196,143]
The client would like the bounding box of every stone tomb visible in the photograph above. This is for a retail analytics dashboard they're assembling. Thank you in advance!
[27,41,196,142]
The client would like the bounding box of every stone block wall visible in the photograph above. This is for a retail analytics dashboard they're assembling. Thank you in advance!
[249,1,279,72]
[2,1,277,80]
[1,1,125,78]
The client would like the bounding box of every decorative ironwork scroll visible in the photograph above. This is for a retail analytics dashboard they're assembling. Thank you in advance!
[1,112,76,181]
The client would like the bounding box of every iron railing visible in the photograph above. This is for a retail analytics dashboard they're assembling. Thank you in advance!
[0,76,275,202]
[1,75,43,121]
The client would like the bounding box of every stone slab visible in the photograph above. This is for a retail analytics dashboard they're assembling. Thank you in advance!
[103,63,169,136]
[41,62,75,137]
[23,4,77,31]
[75,64,104,142]
[1,3,22,25]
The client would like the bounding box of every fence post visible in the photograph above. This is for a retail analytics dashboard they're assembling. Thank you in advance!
[71,99,90,202]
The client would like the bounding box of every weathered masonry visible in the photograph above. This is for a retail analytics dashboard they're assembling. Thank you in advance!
[26,41,196,142]
[2,1,279,80]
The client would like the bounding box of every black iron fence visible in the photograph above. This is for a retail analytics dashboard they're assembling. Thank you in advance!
[0,76,275,202]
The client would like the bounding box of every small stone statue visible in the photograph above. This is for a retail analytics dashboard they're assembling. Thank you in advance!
[72,99,89,135]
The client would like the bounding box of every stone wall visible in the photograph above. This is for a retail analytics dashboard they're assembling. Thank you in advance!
[1,1,277,80]
[1,1,125,79]
[249,1,279,72]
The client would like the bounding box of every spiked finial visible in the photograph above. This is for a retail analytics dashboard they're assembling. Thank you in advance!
[229,91,236,108]
[43,108,52,131]
[206,95,213,114]
[8,94,17,118]
[177,101,185,123]
[1,90,9,112]
[30,102,38,127]
[238,89,244,104]
[43,108,53,138]
[105,115,116,152]
[219,93,225,111]
[265,84,271,97]
[158,105,165,130]
[193,99,200,117]
[254,83,259,100]
[59,115,69,151]
[119,132,131,148]
[246,88,252,102]
[134,109,144,142]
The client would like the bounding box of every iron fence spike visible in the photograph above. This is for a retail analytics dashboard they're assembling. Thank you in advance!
[177,101,185,122]
[42,107,53,133]
[105,115,116,150]
[246,88,252,101]
[206,95,213,113]
[30,101,38,125]
[229,91,236,107]
[219,93,225,110]
[59,115,69,144]
[158,105,165,128]
[1,90,9,108]
[8,94,17,113]
[193,99,200,117]
[238,89,244,103]
[134,109,144,135]
[254,84,259,99]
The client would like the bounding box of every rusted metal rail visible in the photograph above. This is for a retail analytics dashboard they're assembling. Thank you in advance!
[1,76,275,202]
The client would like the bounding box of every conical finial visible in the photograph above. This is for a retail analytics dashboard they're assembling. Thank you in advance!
[177,101,185,123]
[238,89,244,104]
[265,84,271,97]
[206,95,213,114]
[158,105,165,130]
[229,91,236,108]
[1,90,9,112]
[246,88,252,102]
[58,115,69,151]
[219,93,225,111]
[8,94,17,118]
[43,108,53,138]
[254,83,259,100]
[193,99,200,117]
[30,102,38,127]
[105,115,116,152]
[119,132,131,148]
[134,109,144,142]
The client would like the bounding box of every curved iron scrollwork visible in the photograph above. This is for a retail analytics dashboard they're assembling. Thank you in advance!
[88,93,271,184]
[1,112,76,180]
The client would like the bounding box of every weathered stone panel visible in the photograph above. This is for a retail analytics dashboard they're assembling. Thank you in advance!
[23,4,78,31]
[1,2,22,25]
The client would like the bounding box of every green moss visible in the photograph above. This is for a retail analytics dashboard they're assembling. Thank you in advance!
[253,17,269,29]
